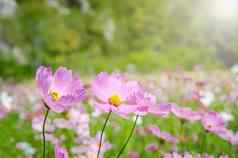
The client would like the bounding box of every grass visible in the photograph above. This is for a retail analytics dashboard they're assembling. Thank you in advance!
[0,103,238,158]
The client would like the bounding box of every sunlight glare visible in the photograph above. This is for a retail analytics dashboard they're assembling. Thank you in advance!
[212,0,238,20]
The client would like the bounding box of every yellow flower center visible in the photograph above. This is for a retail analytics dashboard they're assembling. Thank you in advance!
[49,90,61,101]
[108,95,121,107]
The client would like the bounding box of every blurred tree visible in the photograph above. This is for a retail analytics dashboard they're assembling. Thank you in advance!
[1,0,238,80]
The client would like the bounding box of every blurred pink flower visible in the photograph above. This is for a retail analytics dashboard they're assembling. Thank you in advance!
[164,152,183,158]
[183,152,193,158]
[145,143,158,152]
[128,152,139,158]
[0,106,7,119]
[128,86,156,116]
[164,152,216,158]
[31,115,44,132]
[219,155,229,158]
[215,128,233,141]
[91,72,140,116]
[171,106,203,122]
[86,132,111,153]
[36,66,85,112]
[230,132,238,145]
[149,103,172,117]
[45,133,59,144]
[55,144,68,158]
[53,118,73,129]
[201,112,225,133]
[148,125,177,144]
[72,132,111,158]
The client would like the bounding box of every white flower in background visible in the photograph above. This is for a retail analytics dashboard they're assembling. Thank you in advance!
[16,142,36,156]
[220,111,233,123]
[0,92,13,110]
[32,116,43,132]
[200,91,215,106]
[0,0,17,17]
[91,107,102,117]
[231,64,238,74]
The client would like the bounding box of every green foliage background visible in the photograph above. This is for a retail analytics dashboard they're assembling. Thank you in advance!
[1,0,238,79]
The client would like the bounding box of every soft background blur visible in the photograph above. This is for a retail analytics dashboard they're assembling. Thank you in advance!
[1,0,238,80]
[1,1,238,158]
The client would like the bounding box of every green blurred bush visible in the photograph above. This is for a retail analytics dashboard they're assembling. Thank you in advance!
[0,0,231,80]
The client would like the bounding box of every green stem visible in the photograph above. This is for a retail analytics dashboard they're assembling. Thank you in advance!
[180,120,185,151]
[201,132,207,153]
[42,104,50,158]
[97,111,112,158]
[116,115,139,158]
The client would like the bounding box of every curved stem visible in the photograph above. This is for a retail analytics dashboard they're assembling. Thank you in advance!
[42,105,50,158]
[97,111,112,158]
[116,115,139,158]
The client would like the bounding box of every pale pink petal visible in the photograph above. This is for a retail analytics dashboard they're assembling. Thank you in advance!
[36,66,52,96]
[50,67,73,92]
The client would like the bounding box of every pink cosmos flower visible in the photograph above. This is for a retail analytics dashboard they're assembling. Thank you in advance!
[164,152,216,158]
[148,125,177,144]
[36,66,85,112]
[72,132,111,158]
[230,132,238,145]
[171,106,203,122]
[91,72,140,116]
[32,114,44,132]
[55,144,68,158]
[149,103,172,117]
[128,152,140,158]
[86,132,111,156]
[128,87,156,116]
[164,152,183,158]
[145,143,158,152]
[201,112,225,133]
[183,153,193,158]
[216,128,233,141]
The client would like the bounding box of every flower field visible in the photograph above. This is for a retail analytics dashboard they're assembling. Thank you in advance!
[1,67,238,158]
[2,0,238,157]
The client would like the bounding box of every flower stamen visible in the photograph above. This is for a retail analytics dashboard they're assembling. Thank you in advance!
[108,95,121,107]
[49,90,61,101]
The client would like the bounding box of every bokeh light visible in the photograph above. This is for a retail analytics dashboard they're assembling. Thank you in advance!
[210,0,238,21]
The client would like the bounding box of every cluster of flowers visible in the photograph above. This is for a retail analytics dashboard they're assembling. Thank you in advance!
[128,151,229,158]
[1,66,238,157]
[148,105,238,145]
[34,66,238,158]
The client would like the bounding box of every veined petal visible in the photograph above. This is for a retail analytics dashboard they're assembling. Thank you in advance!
[91,72,112,102]
[117,104,138,115]
[43,95,66,113]
[36,66,52,96]
[149,103,171,117]
[93,102,112,113]
[62,77,85,101]
[51,67,73,92]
